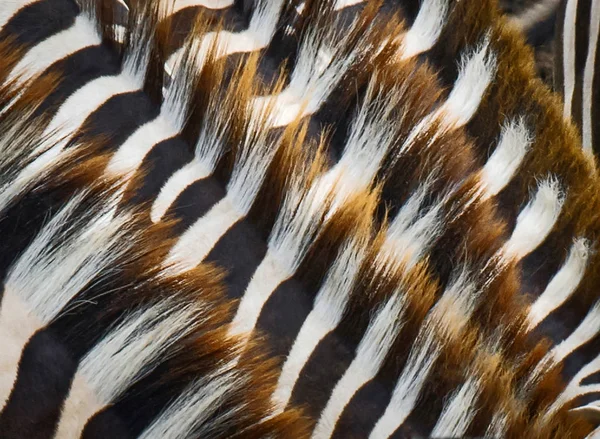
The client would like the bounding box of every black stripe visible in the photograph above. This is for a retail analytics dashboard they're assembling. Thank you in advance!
[0,0,78,48]
[563,328,600,383]
[554,0,567,95]
[255,276,315,360]
[35,44,122,117]
[128,136,196,209]
[572,0,593,128]
[0,329,77,439]
[331,376,392,439]
[205,218,267,301]
[82,407,132,439]
[288,327,356,420]
[70,91,160,153]
[162,174,226,235]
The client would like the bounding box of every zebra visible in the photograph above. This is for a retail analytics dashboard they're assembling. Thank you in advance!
[0,0,599,437]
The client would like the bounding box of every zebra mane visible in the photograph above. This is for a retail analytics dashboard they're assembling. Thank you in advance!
[0,0,599,438]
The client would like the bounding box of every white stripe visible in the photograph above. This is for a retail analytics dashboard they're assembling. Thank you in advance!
[527,238,590,330]
[582,0,600,153]
[550,301,600,365]
[229,71,403,343]
[151,67,234,222]
[272,235,367,413]
[105,113,180,178]
[151,160,213,222]
[430,377,481,438]
[163,194,244,273]
[562,0,578,120]
[253,11,374,128]
[18,74,140,184]
[312,292,407,439]
[4,193,129,323]
[0,290,41,410]
[107,33,203,179]
[380,182,448,270]
[502,178,564,261]
[0,193,132,411]
[526,302,600,406]
[334,0,365,9]
[228,175,329,344]
[486,412,509,438]
[7,15,100,85]
[400,0,449,59]
[138,363,240,439]
[544,345,600,423]
[165,0,284,73]
[163,108,279,272]
[370,272,478,439]
[150,124,228,222]
[228,250,291,341]
[585,424,600,439]
[0,0,39,29]
[401,38,496,152]
[0,125,70,215]
[435,36,496,131]
[479,118,532,199]
[54,300,205,439]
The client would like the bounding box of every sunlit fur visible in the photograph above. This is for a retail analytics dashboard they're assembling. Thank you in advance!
[0,0,600,438]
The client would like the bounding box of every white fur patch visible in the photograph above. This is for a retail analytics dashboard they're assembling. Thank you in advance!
[0,290,42,410]
[480,118,532,199]
[562,0,578,120]
[527,238,590,331]
[105,114,180,178]
[401,37,497,152]
[163,104,280,273]
[0,0,38,29]
[253,12,374,128]
[152,46,234,222]
[4,192,130,323]
[334,0,365,9]
[151,160,214,222]
[544,324,600,423]
[139,362,240,439]
[228,175,330,346]
[430,377,481,438]
[229,71,405,345]
[54,299,206,438]
[0,192,132,411]
[582,0,600,154]
[312,292,408,439]
[436,36,497,131]
[380,181,449,270]
[272,235,368,413]
[163,194,244,274]
[17,73,140,186]
[166,0,284,73]
[8,15,100,85]
[369,272,477,439]
[400,0,449,59]
[550,301,600,366]
[502,178,564,261]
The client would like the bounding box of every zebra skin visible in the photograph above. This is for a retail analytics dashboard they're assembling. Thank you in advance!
[1,0,600,437]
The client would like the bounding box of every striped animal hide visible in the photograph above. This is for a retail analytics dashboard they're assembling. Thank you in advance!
[1,0,600,438]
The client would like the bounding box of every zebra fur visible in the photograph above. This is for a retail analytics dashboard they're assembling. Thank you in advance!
[0,0,600,438]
